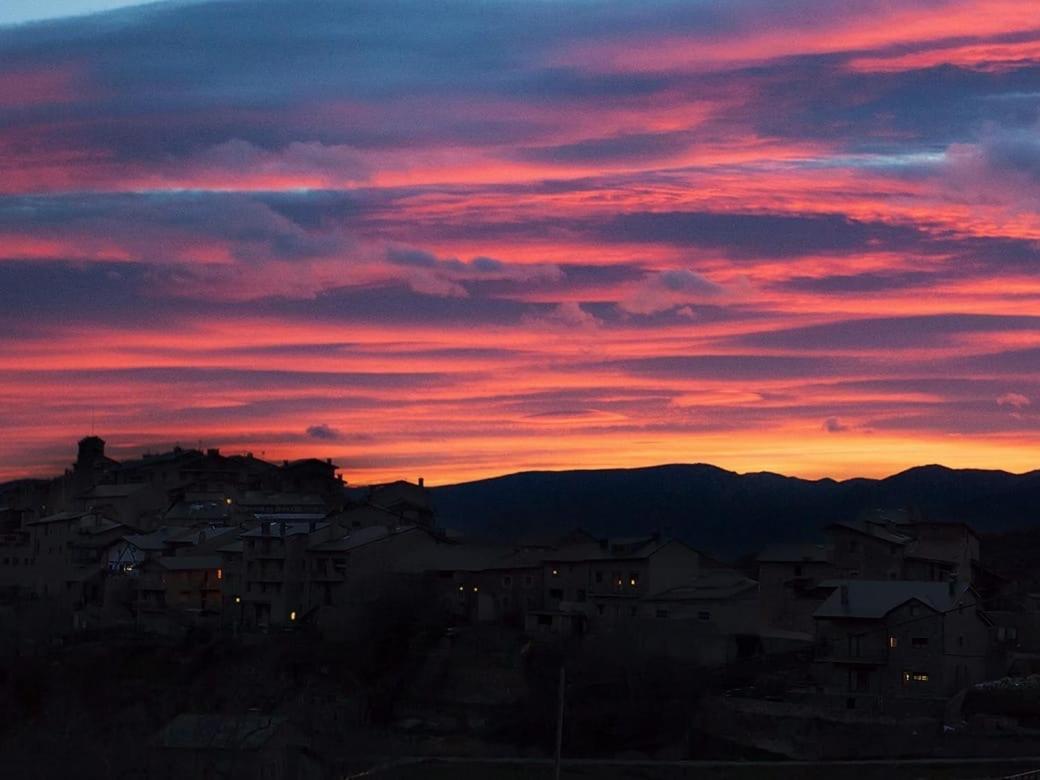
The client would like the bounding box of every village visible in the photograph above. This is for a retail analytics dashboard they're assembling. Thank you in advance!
[3,436,1040,778]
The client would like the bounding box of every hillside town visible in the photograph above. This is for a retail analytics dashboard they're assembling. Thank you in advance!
[3,437,1040,777]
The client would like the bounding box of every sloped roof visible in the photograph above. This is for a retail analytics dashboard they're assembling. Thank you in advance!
[827,519,912,546]
[757,543,830,563]
[79,483,151,499]
[157,555,222,571]
[241,521,330,538]
[814,579,971,620]
[648,569,758,601]
[124,527,179,550]
[310,524,417,552]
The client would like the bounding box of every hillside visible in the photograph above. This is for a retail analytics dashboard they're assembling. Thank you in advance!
[429,463,1040,558]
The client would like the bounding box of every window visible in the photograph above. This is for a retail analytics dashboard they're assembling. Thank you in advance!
[698,610,711,621]
[957,635,964,648]
[551,568,559,577]
[594,571,603,584]
[537,614,552,626]
[629,607,637,617]
[848,540,858,552]
[794,565,803,577]
[502,575,512,587]
[549,588,563,600]
[576,589,586,602]
[903,671,929,683]
[629,572,639,588]
[655,609,669,619]
[888,636,898,648]
[524,575,533,588]
[596,604,604,615]
[911,637,928,648]
[909,605,919,616]
[849,669,869,692]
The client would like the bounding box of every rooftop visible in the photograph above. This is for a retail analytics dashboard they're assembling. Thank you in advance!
[814,579,972,620]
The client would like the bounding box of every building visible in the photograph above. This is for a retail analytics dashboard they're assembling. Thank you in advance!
[758,543,835,634]
[239,519,340,629]
[812,579,992,713]
[20,511,126,606]
[137,555,224,614]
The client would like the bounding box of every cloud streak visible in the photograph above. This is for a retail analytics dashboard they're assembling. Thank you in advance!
[1,0,1040,483]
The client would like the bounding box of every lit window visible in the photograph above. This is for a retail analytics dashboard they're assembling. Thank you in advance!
[888,636,897,648]
[903,671,929,683]
[289,610,297,622]
[472,586,479,593]
[234,596,241,604]
[217,568,223,580]
[551,568,559,577]
[458,585,464,592]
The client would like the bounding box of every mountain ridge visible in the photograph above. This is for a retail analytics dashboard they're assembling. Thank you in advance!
[428,462,1040,558]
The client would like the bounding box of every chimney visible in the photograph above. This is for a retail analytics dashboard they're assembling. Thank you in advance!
[418,477,424,488]
[840,584,850,606]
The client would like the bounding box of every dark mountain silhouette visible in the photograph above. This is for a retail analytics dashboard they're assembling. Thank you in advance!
[429,463,1040,558]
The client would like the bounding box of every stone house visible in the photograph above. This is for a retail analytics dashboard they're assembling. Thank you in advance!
[812,579,992,713]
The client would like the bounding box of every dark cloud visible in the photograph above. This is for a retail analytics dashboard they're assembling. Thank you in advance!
[305,424,342,440]
[597,211,927,258]
[734,314,1040,351]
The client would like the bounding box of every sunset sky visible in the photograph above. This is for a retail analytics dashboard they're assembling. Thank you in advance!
[2,0,1040,485]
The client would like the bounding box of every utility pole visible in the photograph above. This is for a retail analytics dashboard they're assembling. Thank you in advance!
[554,665,565,780]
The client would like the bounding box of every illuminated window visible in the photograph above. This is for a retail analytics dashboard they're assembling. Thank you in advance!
[903,671,929,683]
[458,585,464,592]
[472,586,479,593]
[234,596,241,604]
[216,568,223,580]
[289,610,297,622]
[551,568,559,577]
[629,572,639,587]
[888,636,897,648]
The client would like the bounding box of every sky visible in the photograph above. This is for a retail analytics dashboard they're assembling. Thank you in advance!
[1,0,1040,485]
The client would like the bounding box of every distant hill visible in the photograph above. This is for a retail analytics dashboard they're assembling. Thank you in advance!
[429,463,1040,558]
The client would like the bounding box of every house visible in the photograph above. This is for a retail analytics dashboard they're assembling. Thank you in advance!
[757,543,835,634]
[367,479,434,526]
[541,535,715,627]
[21,511,126,607]
[239,519,340,629]
[148,713,322,780]
[825,519,912,579]
[278,458,344,510]
[76,482,166,531]
[812,579,992,714]
[137,555,224,614]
